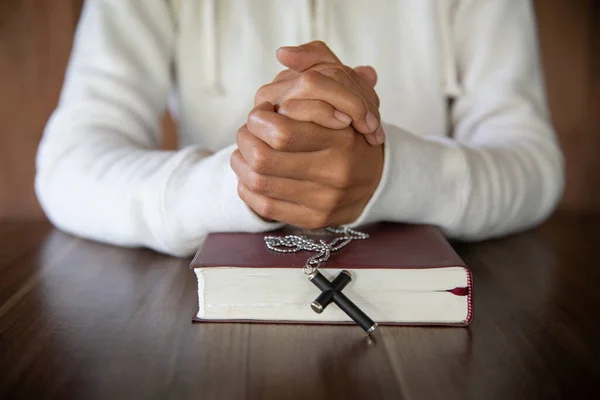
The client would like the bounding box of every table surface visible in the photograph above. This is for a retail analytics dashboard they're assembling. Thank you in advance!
[1,213,599,400]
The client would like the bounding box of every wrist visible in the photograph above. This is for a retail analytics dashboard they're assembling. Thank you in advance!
[344,130,390,228]
[360,142,385,218]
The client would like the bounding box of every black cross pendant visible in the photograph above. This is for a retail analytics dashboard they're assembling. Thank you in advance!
[308,270,378,334]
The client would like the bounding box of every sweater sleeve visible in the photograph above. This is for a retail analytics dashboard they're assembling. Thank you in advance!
[35,0,281,257]
[349,0,564,240]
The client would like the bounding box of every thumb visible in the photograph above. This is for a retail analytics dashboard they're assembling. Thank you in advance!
[276,41,342,72]
[353,66,378,88]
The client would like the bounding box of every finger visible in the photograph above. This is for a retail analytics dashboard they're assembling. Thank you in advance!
[247,106,355,151]
[279,70,381,136]
[250,100,277,116]
[354,66,378,88]
[273,65,377,102]
[231,149,346,211]
[276,40,342,72]
[258,66,375,109]
[237,182,330,229]
[255,70,383,144]
[277,99,351,129]
[237,181,361,229]
[293,68,382,145]
[312,64,379,108]
[317,68,384,145]
[274,64,379,105]
[236,123,328,180]
[272,68,298,83]
[275,64,382,146]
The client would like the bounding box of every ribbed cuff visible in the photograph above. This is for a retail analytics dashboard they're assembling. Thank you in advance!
[346,122,467,229]
[163,144,283,256]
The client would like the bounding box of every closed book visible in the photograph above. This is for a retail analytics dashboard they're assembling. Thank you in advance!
[190,223,473,326]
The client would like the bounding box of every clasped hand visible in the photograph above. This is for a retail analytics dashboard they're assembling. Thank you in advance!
[231,41,384,229]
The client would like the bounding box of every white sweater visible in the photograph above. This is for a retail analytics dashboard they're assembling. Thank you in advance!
[35,0,564,257]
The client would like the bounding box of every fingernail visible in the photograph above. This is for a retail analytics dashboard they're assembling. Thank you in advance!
[366,112,379,133]
[334,110,352,125]
[279,46,303,53]
[375,125,385,144]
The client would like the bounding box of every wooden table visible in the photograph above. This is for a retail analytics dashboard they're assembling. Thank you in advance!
[1,213,599,399]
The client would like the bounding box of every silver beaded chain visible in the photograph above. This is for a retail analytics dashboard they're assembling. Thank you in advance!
[264,227,369,274]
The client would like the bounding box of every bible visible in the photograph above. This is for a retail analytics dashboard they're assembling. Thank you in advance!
[190,223,473,326]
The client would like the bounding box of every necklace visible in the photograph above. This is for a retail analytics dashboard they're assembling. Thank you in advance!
[264,227,369,274]
[264,227,377,334]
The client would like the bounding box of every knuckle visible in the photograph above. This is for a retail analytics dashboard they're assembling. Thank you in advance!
[324,189,346,211]
[247,107,259,123]
[248,146,270,174]
[271,122,294,151]
[273,69,293,82]
[247,107,268,126]
[333,166,353,189]
[236,123,248,135]
[235,126,244,145]
[254,84,271,105]
[299,70,321,89]
[237,181,245,198]
[236,125,250,147]
[230,149,241,169]
[277,99,296,115]
[311,40,328,50]
[257,198,275,220]
[247,173,270,195]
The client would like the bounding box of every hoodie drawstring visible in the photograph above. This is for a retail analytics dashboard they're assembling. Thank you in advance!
[312,0,327,41]
[202,0,223,93]
[436,0,461,97]
[199,0,328,92]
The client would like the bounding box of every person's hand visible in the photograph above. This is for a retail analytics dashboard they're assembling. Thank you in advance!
[274,40,378,89]
[255,41,385,146]
[231,102,384,229]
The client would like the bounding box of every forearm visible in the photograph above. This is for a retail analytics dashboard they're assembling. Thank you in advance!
[36,121,281,257]
[349,0,564,239]
[349,122,564,240]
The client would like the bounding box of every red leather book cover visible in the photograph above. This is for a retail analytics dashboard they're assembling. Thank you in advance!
[191,223,473,326]
[191,223,467,270]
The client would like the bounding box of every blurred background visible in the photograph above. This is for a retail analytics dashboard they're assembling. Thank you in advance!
[0,0,598,220]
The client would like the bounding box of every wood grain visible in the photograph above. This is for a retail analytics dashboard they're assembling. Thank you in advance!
[0,213,599,399]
